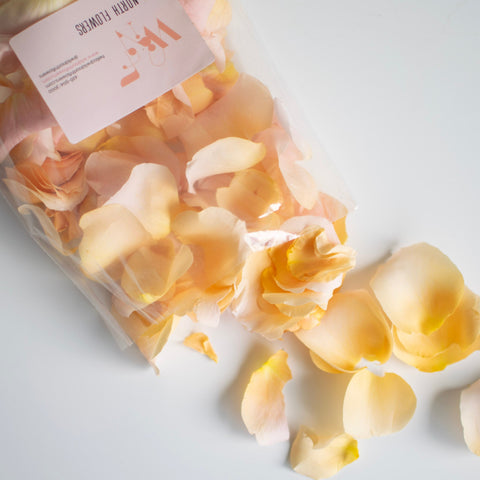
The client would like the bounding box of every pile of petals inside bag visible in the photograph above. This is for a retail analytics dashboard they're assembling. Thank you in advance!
[1,1,479,479]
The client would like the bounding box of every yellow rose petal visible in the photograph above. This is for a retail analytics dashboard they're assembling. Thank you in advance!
[371,243,465,335]
[343,370,416,439]
[296,290,392,373]
[241,350,292,445]
[184,332,218,362]
[290,427,359,480]
[460,378,480,456]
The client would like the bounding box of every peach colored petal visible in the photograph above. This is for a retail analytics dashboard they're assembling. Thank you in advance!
[18,204,72,255]
[173,74,214,114]
[121,240,193,306]
[216,168,282,223]
[10,128,60,165]
[78,204,151,277]
[178,0,216,33]
[180,74,274,158]
[0,0,73,35]
[290,428,359,480]
[184,332,218,362]
[343,370,417,439]
[106,107,165,139]
[186,137,265,193]
[0,72,56,155]
[241,350,292,445]
[371,243,465,335]
[54,128,107,155]
[172,207,248,288]
[112,309,178,372]
[105,163,179,239]
[295,290,392,373]
[201,60,239,100]
[460,378,480,456]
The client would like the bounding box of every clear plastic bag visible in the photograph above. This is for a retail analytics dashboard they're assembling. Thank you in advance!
[0,0,354,368]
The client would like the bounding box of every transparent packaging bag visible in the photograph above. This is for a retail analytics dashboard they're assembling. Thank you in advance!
[0,0,354,369]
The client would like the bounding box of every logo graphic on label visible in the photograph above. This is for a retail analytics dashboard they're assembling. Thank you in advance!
[10,0,214,144]
[117,18,181,87]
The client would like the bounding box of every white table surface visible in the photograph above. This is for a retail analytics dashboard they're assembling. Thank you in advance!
[1,1,479,479]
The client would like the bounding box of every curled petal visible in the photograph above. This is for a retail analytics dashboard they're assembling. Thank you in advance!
[393,288,480,371]
[241,350,292,445]
[180,74,274,158]
[460,378,480,456]
[0,0,74,35]
[186,137,266,193]
[184,332,218,362]
[79,204,151,277]
[290,428,359,480]
[371,243,465,335]
[121,240,193,305]
[343,370,417,439]
[296,290,392,373]
[105,163,179,239]
[172,207,248,288]
[173,73,214,114]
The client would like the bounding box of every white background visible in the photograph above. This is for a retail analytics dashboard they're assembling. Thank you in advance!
[1,1,479,479]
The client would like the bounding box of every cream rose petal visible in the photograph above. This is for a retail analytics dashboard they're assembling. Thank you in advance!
[371,243,465,335]
[186,137,266,193]
[105,163,179,239]
[241,350,292,445]
[290,427,359,480]
[460,378,480,456]
[184,332,218,362]
[343,370,417,439]
[79,204,151,277]
[295,290,392,373]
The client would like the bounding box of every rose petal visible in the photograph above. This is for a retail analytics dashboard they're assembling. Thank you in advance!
[105,163,179,239]
[78,204,151,277]
[121,240,193,306]
[460,378,480,456]
[184,332,218,362]
[295,290,392,373]
[180,74,274,158]
[371,243,465,335]
[172,206,248,288]
[186,137,266,193]
[290,428,359,480]
[241,350,292,445]
[343,370,417,439]
[173,73,214,114]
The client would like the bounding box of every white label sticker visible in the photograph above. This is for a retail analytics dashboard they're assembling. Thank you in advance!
[10,0,214,144]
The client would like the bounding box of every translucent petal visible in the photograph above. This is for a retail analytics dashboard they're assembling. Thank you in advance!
[216,168,282,222]
[371,243,465,334]
[186,137,266,193]
[79,204,151,277]
[180,74,274,158]
[290,428,359,480]
[172,207,248,288]
[184,332,218,362]
[173,74,214,114]
[241,350,292,445]
[296,290,392,373]
[343,370,417,439]
[460,378,480,456]
[121,240,193,305]
[105,163,179,239]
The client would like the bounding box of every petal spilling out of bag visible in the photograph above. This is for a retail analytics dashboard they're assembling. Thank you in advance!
[460,378,480,456]
[184,332,218,362]
[290,427,359,480]
[241,350,292,445]
[343,369,417,439]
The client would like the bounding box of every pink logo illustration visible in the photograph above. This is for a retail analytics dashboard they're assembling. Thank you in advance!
[116,19,181,87]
